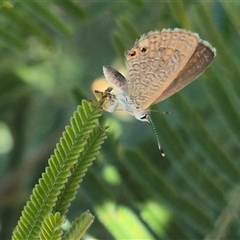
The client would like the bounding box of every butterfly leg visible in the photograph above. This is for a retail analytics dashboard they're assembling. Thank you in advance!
[94,87,120,113]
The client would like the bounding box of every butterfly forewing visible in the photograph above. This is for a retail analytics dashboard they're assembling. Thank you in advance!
[125,29,212,110]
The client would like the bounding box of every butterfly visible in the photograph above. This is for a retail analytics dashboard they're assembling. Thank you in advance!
[95,28,216,156]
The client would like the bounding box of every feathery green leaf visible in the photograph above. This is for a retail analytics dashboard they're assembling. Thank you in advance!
[12,100,105,239]
[62,210,94,240]
[39,212,64,240]
[54,125,107,215]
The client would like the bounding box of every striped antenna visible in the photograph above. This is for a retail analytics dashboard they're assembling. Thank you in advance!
[147,115,165,157]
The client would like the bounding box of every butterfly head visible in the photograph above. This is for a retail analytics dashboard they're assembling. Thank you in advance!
[135,113,150,122]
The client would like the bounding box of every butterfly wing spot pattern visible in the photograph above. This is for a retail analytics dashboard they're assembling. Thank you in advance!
[94,28,216,156]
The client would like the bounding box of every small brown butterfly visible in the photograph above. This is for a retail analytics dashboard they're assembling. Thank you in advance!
[95,28,216,156]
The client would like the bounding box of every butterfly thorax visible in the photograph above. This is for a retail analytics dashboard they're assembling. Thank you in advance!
[116,93,149,121]
[95,88,149,121]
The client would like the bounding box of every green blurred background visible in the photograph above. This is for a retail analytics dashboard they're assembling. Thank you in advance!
[1,1,240,239]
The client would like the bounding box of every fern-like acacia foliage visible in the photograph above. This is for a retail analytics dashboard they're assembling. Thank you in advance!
[39,212,64,240]
[62,210,94,240]
[12,100,107,240]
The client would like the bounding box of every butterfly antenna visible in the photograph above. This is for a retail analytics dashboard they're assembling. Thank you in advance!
[147,115,165,157]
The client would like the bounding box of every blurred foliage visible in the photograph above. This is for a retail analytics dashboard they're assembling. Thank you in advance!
[0,1,240,239]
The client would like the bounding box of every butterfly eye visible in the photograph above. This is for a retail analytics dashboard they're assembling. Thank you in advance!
[139,114,147,120]
[140,47,147,53]
[138,114,149,123]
